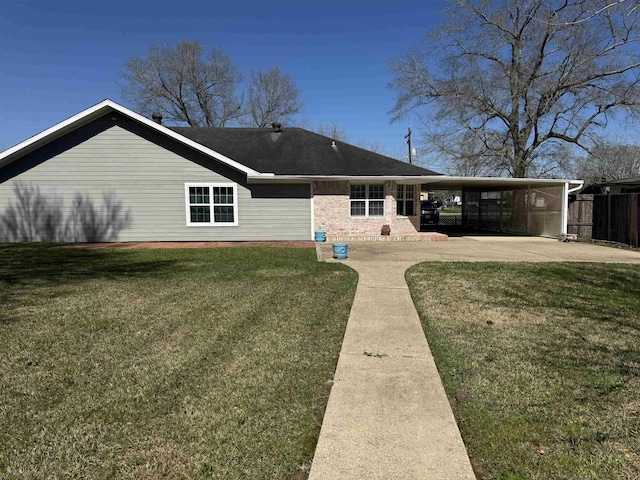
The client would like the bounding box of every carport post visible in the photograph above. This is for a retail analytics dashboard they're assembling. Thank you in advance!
[527,186,531,234]
[499,188,503,232]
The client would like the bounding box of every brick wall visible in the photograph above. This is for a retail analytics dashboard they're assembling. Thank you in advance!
[313,180,420,236]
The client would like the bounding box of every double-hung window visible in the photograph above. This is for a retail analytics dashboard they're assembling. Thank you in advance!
[350,184,384,217]
[396,185,415,216]
[185,183,238,226]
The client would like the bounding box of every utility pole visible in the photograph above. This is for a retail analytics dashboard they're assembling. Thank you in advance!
[404,127,412,164]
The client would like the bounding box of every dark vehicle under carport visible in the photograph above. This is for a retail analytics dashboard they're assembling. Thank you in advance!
[420,200,440,226]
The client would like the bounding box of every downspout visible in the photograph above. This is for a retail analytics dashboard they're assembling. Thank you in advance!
[562,182,585,236]
[568,184,584,194]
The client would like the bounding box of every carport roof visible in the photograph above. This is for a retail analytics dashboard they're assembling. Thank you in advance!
[247,173,583,189]
[419,175,583,190]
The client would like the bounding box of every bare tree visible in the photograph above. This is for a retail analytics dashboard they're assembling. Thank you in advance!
[423,128,506,176]
[355,140,388,155]
[389,0,640,178]
[244,67,303,127]
[121,40,242,127]
[313,122,349,142]
[574,143,640,182]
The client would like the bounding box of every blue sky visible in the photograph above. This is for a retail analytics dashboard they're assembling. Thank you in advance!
[0,0,443,165]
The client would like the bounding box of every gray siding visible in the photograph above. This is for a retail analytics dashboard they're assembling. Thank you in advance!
[0,115,311,242]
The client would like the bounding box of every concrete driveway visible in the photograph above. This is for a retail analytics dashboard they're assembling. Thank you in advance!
[317,236,640,264]
[310,236,638,480]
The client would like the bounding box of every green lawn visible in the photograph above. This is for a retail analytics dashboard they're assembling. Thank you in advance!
[0,244,357,479]
[440,206,462,214]
[407,262,640,480]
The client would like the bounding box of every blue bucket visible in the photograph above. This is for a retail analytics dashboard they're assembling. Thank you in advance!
[332,243,348,259]
[314,230,326,242]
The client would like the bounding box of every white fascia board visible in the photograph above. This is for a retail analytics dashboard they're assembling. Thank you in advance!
[247,174,584,188]
[0,99,262,177]
[0,100,113,168]
[429,175,584,187]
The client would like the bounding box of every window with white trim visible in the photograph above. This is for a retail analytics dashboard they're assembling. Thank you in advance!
[396,184,415,216]
[185,183,238,226]
[350,184,384,217]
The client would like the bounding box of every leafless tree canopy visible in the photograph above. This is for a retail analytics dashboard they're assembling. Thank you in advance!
[311,125,399,158]
[245,67,303,127]
[389,0,640,177]
[121,40,242,127]
[356,140,389,155]
[313,122,349,142]
[574,143,640,181]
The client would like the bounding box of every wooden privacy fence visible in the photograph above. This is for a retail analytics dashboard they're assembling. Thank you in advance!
[592,193,640,247]
[568,194,593,239]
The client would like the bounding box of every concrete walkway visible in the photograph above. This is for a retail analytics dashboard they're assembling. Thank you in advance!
[309,237,639,480]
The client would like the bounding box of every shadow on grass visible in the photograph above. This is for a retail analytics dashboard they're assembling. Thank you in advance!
[0,244,180,289]
[0,240,357,478]
[0,243,339,300]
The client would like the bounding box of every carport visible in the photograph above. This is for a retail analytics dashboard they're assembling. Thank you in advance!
[250,172,583,241]
[420,176,584,237]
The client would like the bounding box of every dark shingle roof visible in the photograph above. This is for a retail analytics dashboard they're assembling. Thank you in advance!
[609,176,640,186]
[170,127,440,176]
[580,176,640,193]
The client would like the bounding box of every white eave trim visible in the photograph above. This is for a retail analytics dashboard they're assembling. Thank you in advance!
[425,175,584,189]
[247,174,584,189]
[427,174,584,183]
[0,99,262,177]
[246,175,434,183]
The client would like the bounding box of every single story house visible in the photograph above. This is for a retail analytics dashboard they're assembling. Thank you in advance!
[580,177,640,195]
[0,100,583,243]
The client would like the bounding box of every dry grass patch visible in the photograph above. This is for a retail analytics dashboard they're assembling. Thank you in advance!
[407,262,640,480]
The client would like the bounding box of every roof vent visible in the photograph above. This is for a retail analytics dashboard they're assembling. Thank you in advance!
[271,122,282,133]
[151,112,163,125]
